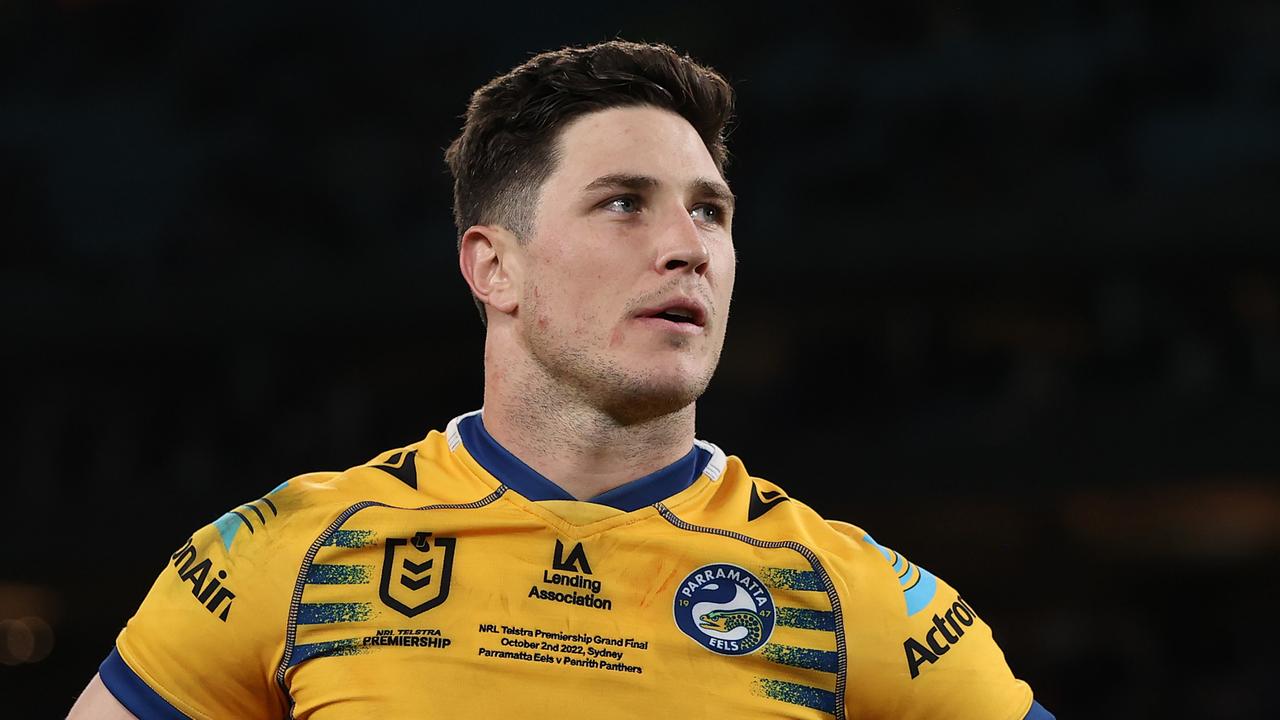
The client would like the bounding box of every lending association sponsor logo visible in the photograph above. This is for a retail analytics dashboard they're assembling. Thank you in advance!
[527,539,613,611]
[673,563,775,656]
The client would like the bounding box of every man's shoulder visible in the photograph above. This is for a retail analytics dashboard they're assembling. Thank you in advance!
[672,452,882,565]
[677,454,1001,649]
[190,430,478,563]
[674,450,966,602]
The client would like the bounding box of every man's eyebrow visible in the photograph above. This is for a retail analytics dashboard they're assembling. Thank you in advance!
[582,173,736,212]
[581,173,659,194]
[691,177,736,212]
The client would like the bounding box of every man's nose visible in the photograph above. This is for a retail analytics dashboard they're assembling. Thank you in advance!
[654,208,710,276]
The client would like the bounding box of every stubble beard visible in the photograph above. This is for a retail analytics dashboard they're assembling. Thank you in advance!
[522,315,722,427]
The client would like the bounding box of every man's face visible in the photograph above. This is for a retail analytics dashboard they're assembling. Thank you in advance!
[514,105,736,422]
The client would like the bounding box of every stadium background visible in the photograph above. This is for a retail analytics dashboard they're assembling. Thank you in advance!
[2,2,1278,717]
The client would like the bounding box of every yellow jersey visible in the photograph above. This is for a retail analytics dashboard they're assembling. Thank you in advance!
[100,411,1050,719]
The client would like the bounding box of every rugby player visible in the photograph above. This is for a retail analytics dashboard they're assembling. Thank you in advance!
[70,40,1052,719]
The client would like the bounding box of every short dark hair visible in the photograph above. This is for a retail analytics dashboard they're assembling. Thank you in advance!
[444,40,735,322]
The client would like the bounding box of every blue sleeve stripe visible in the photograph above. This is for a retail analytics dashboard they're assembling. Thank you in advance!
[99,647,191,719]
[1024,700,1055,720]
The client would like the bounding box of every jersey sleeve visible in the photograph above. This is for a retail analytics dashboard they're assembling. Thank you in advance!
[101,479,327,720]
[822,520,1041,720]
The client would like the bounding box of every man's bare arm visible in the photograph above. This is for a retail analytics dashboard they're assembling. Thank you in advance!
[67,673,137,720]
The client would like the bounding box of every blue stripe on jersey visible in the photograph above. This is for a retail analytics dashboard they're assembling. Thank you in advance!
[99,647,189,719]
[457,413,711,511]
[1024,700,1055,719]
[752,678,838,715]
[762,644,840,673]
[212,511,244,551]
[305,564,373,584]
[905,571,938,615]
[862,533,939,616]
[760,567,824,591]
[297,602,373,624]
[289,638,366,667]
[891,551,906,574]
[776,607,837,631]
[322,529,376,547]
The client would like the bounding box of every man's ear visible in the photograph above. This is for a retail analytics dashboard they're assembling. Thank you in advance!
[459,224,522,317]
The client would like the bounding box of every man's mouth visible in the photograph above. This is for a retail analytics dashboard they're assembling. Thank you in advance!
[651,308,698,324]
[637,299,707,328]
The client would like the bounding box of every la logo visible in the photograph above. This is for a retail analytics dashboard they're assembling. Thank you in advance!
[552,539,591,575]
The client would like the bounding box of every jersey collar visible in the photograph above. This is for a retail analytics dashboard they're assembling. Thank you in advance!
[452,411,712,512]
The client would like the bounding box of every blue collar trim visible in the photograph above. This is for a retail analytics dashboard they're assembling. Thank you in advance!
[457,413,711,512]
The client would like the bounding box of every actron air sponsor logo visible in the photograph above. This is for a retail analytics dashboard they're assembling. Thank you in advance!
[170,537,236,621]
[902,595,978,678]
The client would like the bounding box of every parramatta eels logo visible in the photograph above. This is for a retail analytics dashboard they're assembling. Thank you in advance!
[379,531,456,618]
[673,563,775,656]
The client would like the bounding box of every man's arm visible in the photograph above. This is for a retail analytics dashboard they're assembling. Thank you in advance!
[67,674,138,720]
[825,521,1045,719]
[86,479,319,719]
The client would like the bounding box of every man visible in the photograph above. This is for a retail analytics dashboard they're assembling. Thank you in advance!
[71,41,1052,719]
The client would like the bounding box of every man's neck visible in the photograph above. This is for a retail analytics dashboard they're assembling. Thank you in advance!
[480,359,696,501]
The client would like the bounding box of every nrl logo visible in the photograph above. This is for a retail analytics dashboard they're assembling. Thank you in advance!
[379,531,456,618]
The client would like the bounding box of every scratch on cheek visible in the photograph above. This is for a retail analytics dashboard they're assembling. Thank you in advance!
[610,325,625,347]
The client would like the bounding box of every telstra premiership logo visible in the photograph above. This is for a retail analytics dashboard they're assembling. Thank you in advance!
[379,531,456,618]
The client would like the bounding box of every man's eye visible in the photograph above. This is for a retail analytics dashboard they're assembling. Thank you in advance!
[690,204,723,224]
[604,197,640,213]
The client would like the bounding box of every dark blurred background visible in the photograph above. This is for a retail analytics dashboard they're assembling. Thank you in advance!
[3,1,1279,717]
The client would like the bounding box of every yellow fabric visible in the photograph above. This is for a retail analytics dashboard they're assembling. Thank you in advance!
[114,425,1034,719]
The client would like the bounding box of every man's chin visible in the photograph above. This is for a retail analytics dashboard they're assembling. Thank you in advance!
[595,374,709,426]
[601,392,695,426]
